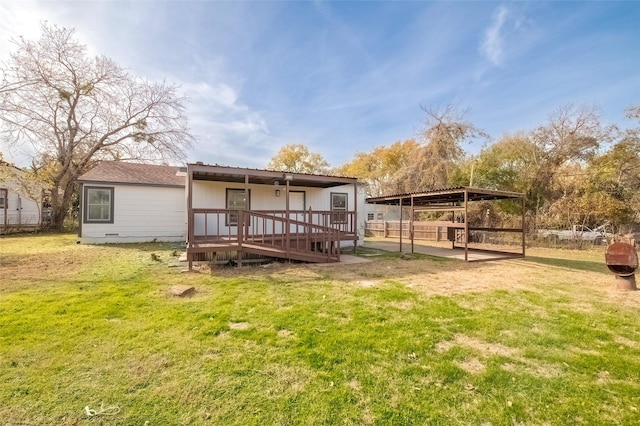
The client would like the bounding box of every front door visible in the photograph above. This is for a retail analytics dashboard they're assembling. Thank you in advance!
[289,191,306,233]
[289,191,305,211]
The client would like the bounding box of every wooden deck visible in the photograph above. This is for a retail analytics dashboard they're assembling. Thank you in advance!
[186,209,357,269]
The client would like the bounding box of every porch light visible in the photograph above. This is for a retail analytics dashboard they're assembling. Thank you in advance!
[275,189,281,197]
[274,180,280,197]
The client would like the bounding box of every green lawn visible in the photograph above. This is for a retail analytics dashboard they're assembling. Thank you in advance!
[1,234,640,425]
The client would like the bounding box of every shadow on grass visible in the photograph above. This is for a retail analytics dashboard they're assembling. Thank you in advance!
[524,256,609,274]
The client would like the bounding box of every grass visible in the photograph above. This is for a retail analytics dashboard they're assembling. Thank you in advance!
[2,234,640,425]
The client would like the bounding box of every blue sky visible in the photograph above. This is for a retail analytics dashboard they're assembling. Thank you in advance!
[1,1,639,169]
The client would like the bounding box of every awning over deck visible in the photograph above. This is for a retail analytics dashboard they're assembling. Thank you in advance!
[188,163,357,188]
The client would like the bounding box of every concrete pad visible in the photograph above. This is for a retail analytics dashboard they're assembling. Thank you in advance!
[312,254,371,266]
[362,240,519,262]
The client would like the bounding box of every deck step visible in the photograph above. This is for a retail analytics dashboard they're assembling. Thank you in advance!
[187,242,339,263]
[242,243,339,263]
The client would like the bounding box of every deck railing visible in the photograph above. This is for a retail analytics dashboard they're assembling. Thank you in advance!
[188,209,345,262]
[255,210,356,236]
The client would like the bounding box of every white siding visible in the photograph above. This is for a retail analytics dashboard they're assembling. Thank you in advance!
[364,204,402,221]
[193,180,346,211]
[0,182,42,228]
[192,181,364,243]
[81,184,186,243]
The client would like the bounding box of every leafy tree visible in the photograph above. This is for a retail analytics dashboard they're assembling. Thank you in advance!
[336,139,420,197]
[267,144,330,174]
[451,133,538,192]
[0,23,193,230]
[581,111,640,227]
[456,104,613,228]
[526,104,613,219]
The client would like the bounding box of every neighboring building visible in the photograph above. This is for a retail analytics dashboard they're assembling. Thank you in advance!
[77,161,365,265]
[0,162,45,234]
[364,203,402,222]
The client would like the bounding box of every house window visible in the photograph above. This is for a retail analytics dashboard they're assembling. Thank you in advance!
[0,189,6,209]
[226,188,250,226]
[84,186,114,223]
[377,213,384,220]
[330,192,348,224]
[367,213,374,221]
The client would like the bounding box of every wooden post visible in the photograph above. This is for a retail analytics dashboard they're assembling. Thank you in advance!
[187,166,194,271]
[237,210,243,268]
[353,182,358,255]
[285,178,290,260]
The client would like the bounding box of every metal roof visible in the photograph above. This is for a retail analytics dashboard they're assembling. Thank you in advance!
[188,163,358,188]
[366,186,524,206]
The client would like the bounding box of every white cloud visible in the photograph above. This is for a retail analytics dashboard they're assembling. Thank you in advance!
[0,3,51,62]
[481,5,509,66]
[180,81,272,167]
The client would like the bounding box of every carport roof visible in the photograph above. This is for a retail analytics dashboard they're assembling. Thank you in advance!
[366,186,523,206]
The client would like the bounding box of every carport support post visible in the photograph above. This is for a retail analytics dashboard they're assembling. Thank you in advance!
[410,196,414,254]
[521,196,526,257]
[399,197,403,253]
[464,188,469,262]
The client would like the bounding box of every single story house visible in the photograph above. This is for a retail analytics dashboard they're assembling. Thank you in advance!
[77,161,364,266]
[0,162,45,234]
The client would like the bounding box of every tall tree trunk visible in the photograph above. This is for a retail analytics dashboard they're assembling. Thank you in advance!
[49,181,75,231]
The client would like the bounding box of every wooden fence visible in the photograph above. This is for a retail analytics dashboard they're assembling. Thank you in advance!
[365,220,449,241]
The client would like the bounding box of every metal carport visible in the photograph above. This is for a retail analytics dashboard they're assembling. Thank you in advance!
[366,187,525,262]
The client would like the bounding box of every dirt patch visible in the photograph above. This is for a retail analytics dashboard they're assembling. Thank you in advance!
[457,357,486,374]
[229,322,250,330]
[277,329,294,338]
[347,378,362,391]
[614,335,639,349]
[501,361,562,379]
[437,335,519,359]
[438,334,562,378]
[389,300,414,310]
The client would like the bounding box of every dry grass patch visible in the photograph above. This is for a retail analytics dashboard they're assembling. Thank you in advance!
[229,321,250,330]
[458,357,486,374]
[438,334,518,357]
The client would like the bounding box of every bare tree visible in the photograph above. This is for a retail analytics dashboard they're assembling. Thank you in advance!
[0,23,193,229]
[399,104,486,191]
